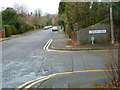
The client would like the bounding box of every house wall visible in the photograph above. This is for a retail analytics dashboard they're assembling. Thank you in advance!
[0,29,5,38]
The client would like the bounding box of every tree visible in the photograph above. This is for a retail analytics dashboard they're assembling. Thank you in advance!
[30,9,42,25]
[2,9,23,28]
[13,3,28,14]
[34,8,42,17]
[31,16,40,25]
[44,13,52,25]
[58,2,66,15]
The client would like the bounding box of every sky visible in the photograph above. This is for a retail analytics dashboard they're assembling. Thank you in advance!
[0,0,61,14]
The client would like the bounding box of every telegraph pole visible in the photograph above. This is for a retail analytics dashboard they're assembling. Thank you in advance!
[110,0,114,44]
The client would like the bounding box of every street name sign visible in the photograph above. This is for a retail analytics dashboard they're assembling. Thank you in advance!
[89,30,106,34]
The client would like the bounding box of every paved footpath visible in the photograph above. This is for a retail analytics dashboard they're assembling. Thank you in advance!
[50,30,118,51]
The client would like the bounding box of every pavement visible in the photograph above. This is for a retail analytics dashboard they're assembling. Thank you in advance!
[0,38,9,42]
[0,29,41,42]
[50,30,118,51]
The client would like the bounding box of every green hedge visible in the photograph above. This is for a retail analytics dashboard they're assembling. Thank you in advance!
[25,24,30,31]
[11,25,17,35]
[4,25,12,37]
[19,25,25,33]
[19,24,30,34]
[4,24,30,37]
[4,25,18,37]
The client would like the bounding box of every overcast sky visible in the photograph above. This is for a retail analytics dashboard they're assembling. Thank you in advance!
[0,0,61,14]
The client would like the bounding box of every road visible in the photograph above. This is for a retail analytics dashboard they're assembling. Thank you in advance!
[1,29,118,88]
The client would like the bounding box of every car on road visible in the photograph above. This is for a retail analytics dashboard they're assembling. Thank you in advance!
[52,26,58,31]
[44,26,49,30]
[44,26,53,30]
[48,25,52,28]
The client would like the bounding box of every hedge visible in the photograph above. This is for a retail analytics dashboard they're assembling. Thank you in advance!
[4,25,12,37]
[19,25,26,33]
[19,24,30,33]
[4,24,30,37]
[4,25,18,37]
[25,24,30,31]
[11,25,17,35]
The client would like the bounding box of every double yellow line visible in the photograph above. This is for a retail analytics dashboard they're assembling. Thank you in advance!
[16,69,120,89]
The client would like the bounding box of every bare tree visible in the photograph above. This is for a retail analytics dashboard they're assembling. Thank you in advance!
[13,3,28,14]
[43,13,52,25]
[31,16,40,25]
[38,9,42,17]
[30,9,43,25]
[34,8,42,17]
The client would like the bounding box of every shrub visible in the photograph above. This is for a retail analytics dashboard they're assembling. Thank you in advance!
[18,24,30,34]
[10,25,17,35]
[4,25,12,37]
[19,25,26,33]
[35,24,41,28]
[2,9,24,29]
[25,24,30,31]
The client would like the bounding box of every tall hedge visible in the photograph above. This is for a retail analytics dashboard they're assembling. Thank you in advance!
[11,25,17,34]
[4,25,18,37]
[4,25,12,37]
[2,9,24,30]
[25,24,30,31]
[19,24,30,33]
[19,25,26,33]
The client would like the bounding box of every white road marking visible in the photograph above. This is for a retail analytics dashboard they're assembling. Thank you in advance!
[46,39,53,51]
[43,39,52,50]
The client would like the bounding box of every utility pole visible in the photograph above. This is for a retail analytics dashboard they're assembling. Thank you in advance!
[110,1,114,44]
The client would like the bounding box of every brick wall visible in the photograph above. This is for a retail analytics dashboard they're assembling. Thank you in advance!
[0,29,5,38]
[77,23,111,44]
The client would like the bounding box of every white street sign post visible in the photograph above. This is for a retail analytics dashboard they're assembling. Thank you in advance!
[89,30,107,45]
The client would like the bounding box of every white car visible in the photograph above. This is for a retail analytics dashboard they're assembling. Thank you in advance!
[52,26,58,31]
[44,26,49,30]
[48,25,52,28]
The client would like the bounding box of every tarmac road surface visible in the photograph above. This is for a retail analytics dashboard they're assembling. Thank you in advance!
[1,29,118,88]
